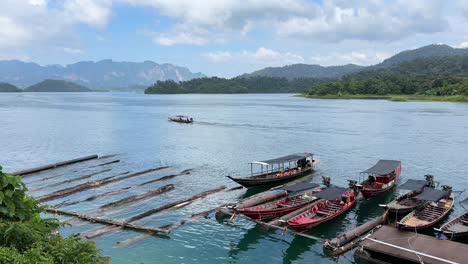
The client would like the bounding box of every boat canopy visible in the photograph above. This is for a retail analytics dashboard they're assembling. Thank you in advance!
[281,182,319,193]
[315,186,349,200]
[461,197,468,205]
[361,160,401,176]
[251,153,313,166]
[399,179,427,191]
[414,188,449,202]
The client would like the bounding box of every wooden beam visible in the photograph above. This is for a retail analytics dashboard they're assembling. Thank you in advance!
[29,169,112,192]
[13,155,99,176]
[45,208,170,235]
[89,159,120,168]
[38,166,169,202]
[84,185,226,239]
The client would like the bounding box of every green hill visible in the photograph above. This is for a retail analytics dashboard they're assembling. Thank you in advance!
[241,63,364,79]
[0,82,21,92]
[24,79,91,92]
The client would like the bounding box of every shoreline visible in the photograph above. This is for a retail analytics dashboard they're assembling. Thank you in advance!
[301,94,468,102]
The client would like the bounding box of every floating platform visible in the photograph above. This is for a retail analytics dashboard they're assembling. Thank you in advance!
[355,225,468,264]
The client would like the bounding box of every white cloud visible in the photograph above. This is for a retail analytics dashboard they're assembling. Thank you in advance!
[455,41,468,48]
[151,24,220,46]
[206,47,304,66]
[63,47,83,55]
[63,0,113,29]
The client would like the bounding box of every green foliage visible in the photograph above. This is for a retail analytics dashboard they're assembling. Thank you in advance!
[0,166,109,264]
[145,76,326,94]
[24,79,91,92]
[0,82,21,93]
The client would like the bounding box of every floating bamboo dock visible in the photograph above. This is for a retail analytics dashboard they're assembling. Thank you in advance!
[11,154,230,244]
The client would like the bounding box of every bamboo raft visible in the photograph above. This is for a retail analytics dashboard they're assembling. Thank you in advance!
[11,154,231,243]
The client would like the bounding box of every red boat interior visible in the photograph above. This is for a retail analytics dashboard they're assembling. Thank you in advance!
[363,174,394,190]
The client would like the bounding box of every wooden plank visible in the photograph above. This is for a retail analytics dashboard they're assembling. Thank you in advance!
[89,160,120,168]
[12,155,99,176]
[118,203,229,246]
[38,167,169,202]
[29,169,112,192]
[84,185,226,239]
[54,169,192,208]
[45,208,170,235]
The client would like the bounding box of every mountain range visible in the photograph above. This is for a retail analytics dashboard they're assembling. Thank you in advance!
[0,59,204,89]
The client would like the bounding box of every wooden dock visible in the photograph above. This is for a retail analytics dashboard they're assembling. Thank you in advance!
[356,225,468,264]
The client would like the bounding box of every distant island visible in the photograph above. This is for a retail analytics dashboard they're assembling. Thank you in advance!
[24,79,92,92]
[144,76,326,94]
[0,82,21,92]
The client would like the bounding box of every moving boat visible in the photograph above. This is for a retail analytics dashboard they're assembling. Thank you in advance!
[437,198,468,241]
[383,175,435,214]
[287,181,358,232]
[238,181,327,221]
[357,160,402,199]
[227,153,318,188]
[168,115,193,123]
[397,185,453,230]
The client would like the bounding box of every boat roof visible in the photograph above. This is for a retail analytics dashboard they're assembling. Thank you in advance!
[399,179,427,191]
[414,188,449,202]
[315,186,349,200]
[251,153,313,166]
[361,160,401,176]
[461,197,468,205]
[281,182,319,193]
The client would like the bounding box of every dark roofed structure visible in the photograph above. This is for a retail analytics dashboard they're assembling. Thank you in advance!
[361,160,401,176]
[254,153,313,165]
[414,188,449,202]
[399,179,427,191]
[315,186,349,200]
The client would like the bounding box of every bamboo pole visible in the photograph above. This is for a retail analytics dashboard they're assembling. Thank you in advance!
[45,208,170,235]
[38,166,169,202]
[95,184,175,212]
[89,159,120,168]
[84,185,226,239]
[29,169,112,192]
[13,155,99,176]
[138,170,191,186]
[54,169,191,208]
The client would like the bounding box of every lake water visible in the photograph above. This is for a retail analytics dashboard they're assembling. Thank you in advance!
[1,92,468,264]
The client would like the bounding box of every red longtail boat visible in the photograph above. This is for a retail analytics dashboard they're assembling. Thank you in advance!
[357,160,402,199]
[237,182,323,221]
[287,182,358,232]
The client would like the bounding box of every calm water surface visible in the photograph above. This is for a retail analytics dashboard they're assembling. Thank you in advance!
[1,93,468,263]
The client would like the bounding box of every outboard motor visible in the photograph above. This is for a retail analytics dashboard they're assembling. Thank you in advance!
[424,174,435,188]
[348,180,358,192]
[442,185,452,194]
[322,176,331,187]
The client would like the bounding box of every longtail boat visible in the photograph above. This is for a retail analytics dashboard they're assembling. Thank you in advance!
[168,115,193,123]
[238,181,328,220]
[383,175,435,214]
[397,185,453,230]
[437,198,468,241]
[287,181,358,232]
[357,160,402,199]
[227,153,318,188]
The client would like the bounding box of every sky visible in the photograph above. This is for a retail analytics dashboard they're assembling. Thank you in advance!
[1,0,468,77]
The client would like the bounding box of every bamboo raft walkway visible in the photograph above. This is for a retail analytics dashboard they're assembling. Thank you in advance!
[11,154,233,244]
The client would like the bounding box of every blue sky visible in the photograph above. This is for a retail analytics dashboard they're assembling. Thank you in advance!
[1,0,468,77]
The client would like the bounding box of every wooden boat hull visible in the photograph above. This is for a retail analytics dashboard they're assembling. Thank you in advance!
[359,163,401,199]
[385,199,425,214]
[287,193,356,232]
[360,185,396,199]
[227,168,313,188]
[168,118,193,123]
[238,190,321,220]
[397,193,454,231]
[440,212,468,241]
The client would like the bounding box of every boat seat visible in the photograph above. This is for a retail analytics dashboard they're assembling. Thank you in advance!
[461,219,468,225]
[316,210,332,216]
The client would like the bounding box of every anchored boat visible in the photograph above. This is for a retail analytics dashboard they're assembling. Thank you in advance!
[287,181,358,232]
[397,185,453,230]
[357,160,402,199]
[438,198,468,241]
[168,115,193,123]
[227,153,318,188]
[383,175,435,214]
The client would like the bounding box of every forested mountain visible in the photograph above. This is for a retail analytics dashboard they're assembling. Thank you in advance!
[24,80,91,92]
[145,76,325,94]
[0,60,205,89]
[241,63,364,79]
[0,82,21,92]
